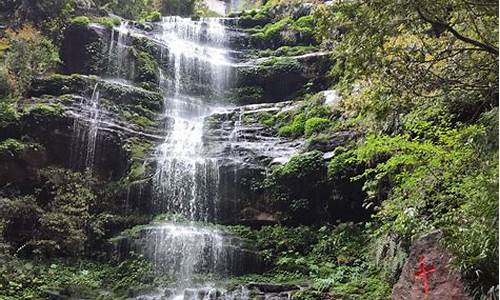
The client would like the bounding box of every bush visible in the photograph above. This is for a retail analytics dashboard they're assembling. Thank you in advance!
[4,25,60,95]
[304,117,330,136]
[70,16,90,27]
[144,10,161,22]
[96,16,121,29]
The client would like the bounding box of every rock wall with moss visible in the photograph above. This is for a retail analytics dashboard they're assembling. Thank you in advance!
[0,0,498,299]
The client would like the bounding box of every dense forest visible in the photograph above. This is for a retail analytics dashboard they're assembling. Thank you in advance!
[0,0,498,299]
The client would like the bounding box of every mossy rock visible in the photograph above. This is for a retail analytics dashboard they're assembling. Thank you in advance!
[30,74,163,112]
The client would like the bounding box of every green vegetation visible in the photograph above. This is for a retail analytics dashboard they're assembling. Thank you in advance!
[69,16,90,27]
[0,254,168,299]
[304,117,331,137]
[2,25,60,96]
[0,0,497,298]
[124,138,153,180]
[94,16,122,28]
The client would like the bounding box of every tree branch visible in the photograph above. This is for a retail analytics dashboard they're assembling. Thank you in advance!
[416,7,498,55]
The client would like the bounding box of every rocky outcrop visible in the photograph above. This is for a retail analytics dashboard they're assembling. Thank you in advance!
[203,102,303,224]
[392,231,472,300]
[229,53,333,104]
[61,23,110,75]
[0,144,48,187]
[30,74,163,111]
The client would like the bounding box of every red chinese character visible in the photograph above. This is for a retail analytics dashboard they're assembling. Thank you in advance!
[415,255,436,296]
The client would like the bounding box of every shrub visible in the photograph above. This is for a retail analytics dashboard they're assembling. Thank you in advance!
[96,16,121,29]
[304,117,331,136]
[70,16,90,27]
[144,10,162,22]
[0,139,27,157]
[4,25,60,95]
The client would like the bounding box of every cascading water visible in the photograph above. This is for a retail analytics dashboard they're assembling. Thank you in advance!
[144,16,254,294]
[153,17,232,222]
[108,20,134,80]
[103,15,294,299]
[70,83,101,171]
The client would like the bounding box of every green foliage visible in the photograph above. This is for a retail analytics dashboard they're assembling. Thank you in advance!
[95,16,121,29]
[277,96,332,138]
[134,51,159,85]
[0,168,98,257]
[70,16,90,27]
[3,26,60,95]
[278,113,306,137]
[0,254,162,299]
[304,117,330,137]
[229,223,391,299]
[0,101,18,127]
[0,139,28,157]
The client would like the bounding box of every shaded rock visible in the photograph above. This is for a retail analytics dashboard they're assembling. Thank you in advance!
[61,23,109,75]
[392,231,472,300]
[30,74,163,112]
[0,144,48,187]
[305,130,356,153]
[230,53,333,104]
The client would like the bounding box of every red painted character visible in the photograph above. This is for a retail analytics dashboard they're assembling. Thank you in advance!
[415,255,436,296]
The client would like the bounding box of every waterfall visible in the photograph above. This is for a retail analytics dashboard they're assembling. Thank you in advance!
[70,83,101,172]
[136,16,254,293]
[153,17,232,222]
[108,20,134,79]
[98,16,291,299]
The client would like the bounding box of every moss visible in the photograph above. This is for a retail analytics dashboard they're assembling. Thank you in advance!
[122,110,155,129]
[278,113,306,137]
[124,138,153,180]
[252,17,292,42]
[239,12,271,28]
[70,16,90,27]
[94,16,121,29]
[292,15,314,34]
[304,117,331,137]
[23,102,64,118]
[134,51,159,85]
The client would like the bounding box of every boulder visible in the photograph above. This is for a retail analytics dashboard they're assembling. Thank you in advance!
[392,231,472,300]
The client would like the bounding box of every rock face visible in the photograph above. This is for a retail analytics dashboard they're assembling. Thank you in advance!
[231,53,333,104]
[61,23,110,75]
[392,231,471,300]
[203,102,303,224]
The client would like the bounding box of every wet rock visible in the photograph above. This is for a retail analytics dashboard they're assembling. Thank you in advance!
[202,102,303,224]
[61,23,109,75]
[30,74,163,112]
[392,231,472,300]
[231,53,333,104]
[0,144,48,187]
[305,130,357,153]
